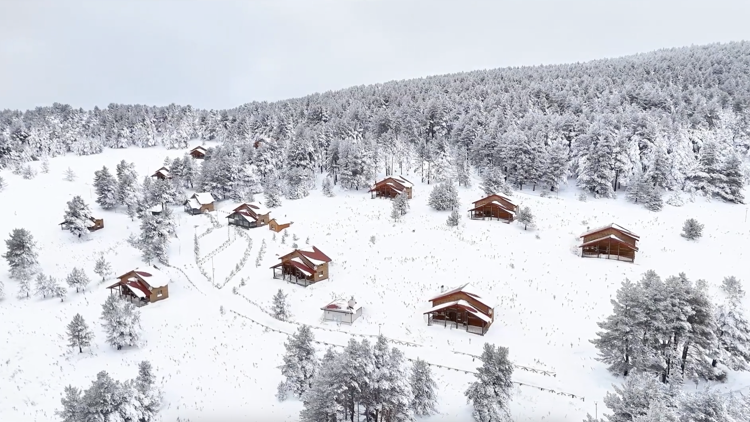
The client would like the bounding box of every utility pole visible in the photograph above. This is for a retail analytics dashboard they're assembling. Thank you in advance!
[595,402,598,420]
[212,256,215,284]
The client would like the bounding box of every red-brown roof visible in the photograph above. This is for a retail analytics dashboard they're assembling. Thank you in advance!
[580,223,640,240]
[579,234,639,251]
[472,194,516,207]
[299,246,332,263]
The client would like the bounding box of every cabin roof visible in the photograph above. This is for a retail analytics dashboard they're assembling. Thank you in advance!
[321,299,362,313]
[190,146,206,153]
[370,175,413,191]
[579,234,639,251]
[153,167,171,178]
[423,299,492,323]
[580,223,640,239]
[233,202,269,216]
[193,192,215,205]
[299,246,332,264]
[133,267,170,288]
[472,193,516,207]
[148,203,163,213]
[428,283,494,309]
[468,200,516,215]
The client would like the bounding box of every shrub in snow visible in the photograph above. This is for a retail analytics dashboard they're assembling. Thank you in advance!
[577,192,587,202]
[721,276,745,301]
[62,196,95,238]
[3,228,39,281]
[681,218,704,240]
[291,242,298,248]
[281,230,288,244]
[93,255,112,282]
[305,236,309,244]
[67,314,94,353]
[465,343,514,422]
[391,204,401,222]
[93,166,118,210]
[446,209,460,227]
[666,192,685,207]
[410,358,438,417]
[370,235,376,244]
[278,325,318,400]
[101,295,142,350]
[272,289,290,321]
[54,280,67,302]
[21,165,36,179]
[66,267,91,293]
[220,305,225,315]
[64,167,76,182]
[516,206,534,230]
[428,181,459,211]
[322,176,334,197]
[255,239,267,267]
[293,233,299,242]
[41,158,50,174]
[18,278,31,299]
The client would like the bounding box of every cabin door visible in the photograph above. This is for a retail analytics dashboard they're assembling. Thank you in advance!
[447,311,457,322]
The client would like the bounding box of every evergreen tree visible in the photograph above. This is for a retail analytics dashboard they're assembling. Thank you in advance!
[539,139,570,192]
[64,167,76,182]
[322,176,334,197]
[62,196,94,238]
[67,313,94,353]
[721,276,745,301]
[681,218,704,240]
[464,343,514,422]
[93,166,118,210]
[516,206,534,230]
[53,279,67,302]
[41,157,50,174]
[642,185,663,211]
[480,166,512,196]
[138,207,175,265]
[134,360,162,421]
[56,385,82,422]
[101,295,142,350]
[410,358,438,417]
[66,267,90,293]
[371,335,413,422]
[713,278,750,371]
[428,181,460,211]
[279,325,318,399]
[35,273,55,298]
[93,255,112,282]
[447,208,461,227]
[18,277,31,299]
[601,372,669,422]
[271,289,290,321]
[393,191,410,216]
[299,347,341,422]
[718,153,745,204]
[3,228,39,281]
[264,179,283,208]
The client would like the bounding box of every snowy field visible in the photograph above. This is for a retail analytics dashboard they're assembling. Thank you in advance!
[1,144,749,422]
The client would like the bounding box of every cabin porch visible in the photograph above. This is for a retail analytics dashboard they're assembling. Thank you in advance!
[580,238,636,263]
[271,262,315,287]
[468,205,513,223]
[425,308,489,336]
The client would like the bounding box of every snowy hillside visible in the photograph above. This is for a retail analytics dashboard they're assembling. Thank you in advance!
[1,144,749,421]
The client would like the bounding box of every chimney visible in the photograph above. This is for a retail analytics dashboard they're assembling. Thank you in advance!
[347,296,356,310]
[440,285,445,292]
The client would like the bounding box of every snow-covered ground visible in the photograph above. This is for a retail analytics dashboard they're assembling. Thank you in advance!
[1,145,749,422]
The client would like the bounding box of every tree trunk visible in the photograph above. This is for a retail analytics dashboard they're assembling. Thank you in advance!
[79,345,83,353]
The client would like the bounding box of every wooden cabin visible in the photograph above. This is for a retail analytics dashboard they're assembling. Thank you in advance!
[189,146,207,159]
[369,176,414,199]
[59,217,104,233]
[321,297,362,324]
[184,192,215,215]
[148,203,163,216]
[151,167,172,180]
[227,202,270,228]
[579,223,639,263]
[271,246,332,286]
[106,267,170,304]
[269,218,293,233]
[468,194,518,223]
[424,283,494,336]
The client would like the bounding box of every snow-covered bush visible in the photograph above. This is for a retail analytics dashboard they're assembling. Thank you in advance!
[322,176,334,197]
[271,289,290,321]
[64,167,76,182]
[446,209,460,227]
[516,206,534,230]
[21,165,36,179]
[681,218,704,240]
[428,181,459,211]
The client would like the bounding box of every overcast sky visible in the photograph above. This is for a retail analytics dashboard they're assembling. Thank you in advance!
[1,0,749,111]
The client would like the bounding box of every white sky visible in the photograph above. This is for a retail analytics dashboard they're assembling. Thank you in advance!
[1,0,749,111]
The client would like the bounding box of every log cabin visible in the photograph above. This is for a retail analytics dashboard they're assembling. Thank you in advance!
[184,192,215,215]
[189,146,207,159]
[269,218,293,232]
[579,223,639,262]
[226,202,270,228]
[59,217,104,233]
[151,167,172,180]
[106,267,170,304]
[321,297,362,324]
[424,283,494,335]
[369,176,414,199]
[271,246,332,286]
[468,194,518,222]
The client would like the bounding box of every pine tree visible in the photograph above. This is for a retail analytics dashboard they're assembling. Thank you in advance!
[602,372,667,422]
[721,276,745,301]
[681,218,704,240]
[480,166,512,196]
[264,180,283,208]
[428,181,460,211]
[18,277,31,299]
[299,347,341,422]
[66,267,90,293]
[590,279,643,376]
[93,166,118,210]
[447,208,461,227]
[53,279,67,302]
[279,325,318,399]
[394,191,410,216]
[718,153,745,204]
[322,176,334,197]
[62,196,94,238]
[56,385,82,422]
[516,206,534,230]
[35,273,56,298]
[64,167,76,182]
[67,313,94,353]
[3,228,39,281]
[134,360,162,421]
[391,202,401,222]
[101,295,142,350]
[371,335,413,422]
[410,358,438,417]
[94,255,112,282]
[464,343,514,422]
[138,208,175,265]
[642,185,663,212]
[272,289,290,321]
[41,158,50,174]
[0,176,5,192]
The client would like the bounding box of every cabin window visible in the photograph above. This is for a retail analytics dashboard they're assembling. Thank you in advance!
[157,290,163,298]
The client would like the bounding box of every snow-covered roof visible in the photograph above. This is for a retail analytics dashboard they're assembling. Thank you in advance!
[153,167,171,178]
[391,176,413,188]
[148,203,163,213]
[134,266,170,289]
[191,146,207,153]
[580,223,639,239]
[290,258,314,276]
[490,201,516,214]
[245,202,269,216]
[428,283,494,309]
[186,198,201,209]
[193,192,215,205]
[579,234,639,251]
[321,298,362,313]
[423,299,492,323]
[124,284,147,298]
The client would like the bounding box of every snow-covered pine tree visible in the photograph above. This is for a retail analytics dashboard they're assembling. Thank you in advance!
[101,295,143,350]
[93,166,118,210]
[151,178,178,206]
[428,180,460,211]
[77,371,133,421]
[0,176,5,191]
[116,160,139,217]
[67,313,94,353]
[371,335,412,422]
[681,218,704,240]
[56,385,82,422]
[64,167,76,182]
[278,324,318,399]
[66,267,90,293]
[464,343,514,422]
[3,228,39,281]
[299,347,341,422]
[718,153,745,204]
[391,201,401,222]
[676,389,731,422]
[410,357,438,417]
[712,277,750,371]
[35,273,55,298]
[18,277,31,299]
[41,157,50,174]
[94,255,112,282]
[271,289,290,321]
[53,278,67,302]
[21,164,36,179]
[721,276,745,301]
[264,178,283,208]
[576,119,616,198]
[394,191,410,216]
[642,184,663,211]
[134,360,162,421]
[601,372,669,422]
[62,195,94,238]
[539,139,570,192]
[516,206,534,230]
[480,165,512,196]
[138,210,173,265]
[322,176,334,197]
[447,209,461,227]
